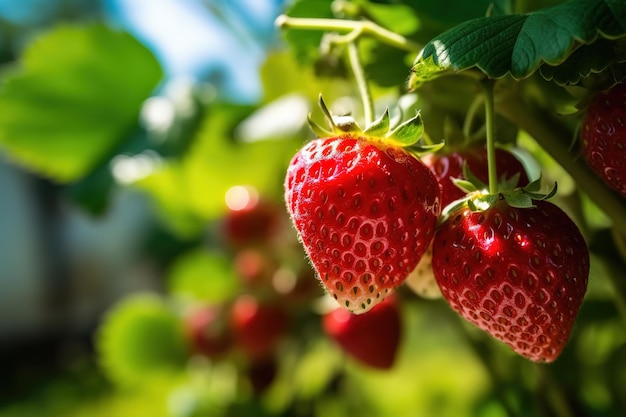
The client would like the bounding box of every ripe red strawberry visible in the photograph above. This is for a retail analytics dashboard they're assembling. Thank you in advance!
[230,295,288,359]
[322,297,401,369]
[432,195,589,362]
[183,305,231,358]
[422,145,529,207]
[223,190,282,248]
[285,135,441,313]
[581,82,626,197]
[407,145,528,300]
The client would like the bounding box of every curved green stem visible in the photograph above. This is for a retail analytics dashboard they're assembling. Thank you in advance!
[275,15,422,52]
[482,79,499,194]
[347,41,374,125]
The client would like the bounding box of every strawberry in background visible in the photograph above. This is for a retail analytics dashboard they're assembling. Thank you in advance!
[183,304,232,359]
[322,297,402,369]
[581,82,626,198]
[230,294,289,360]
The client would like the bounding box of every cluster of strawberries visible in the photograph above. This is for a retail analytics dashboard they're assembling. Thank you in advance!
[281,82,626,363]
[183,183,406,398]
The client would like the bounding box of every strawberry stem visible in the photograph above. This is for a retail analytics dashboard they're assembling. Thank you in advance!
[274,15,422,52]
[482,79,499,194]
[347,41,374,125]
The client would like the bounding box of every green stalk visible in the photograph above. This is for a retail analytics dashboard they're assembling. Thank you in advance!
[275,15,421,52]
[482,80,499,194]
[536,365,579,417]
[347,41,374,125]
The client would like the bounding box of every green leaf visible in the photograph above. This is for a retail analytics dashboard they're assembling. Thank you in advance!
[135,104,300,235]
[540,38,626,85]
[362,41,414,89]
[97,294,188,387]
[0,23,162,182]
[409,0,626,89]
[168,249,241,303]
[360,2,421,36]
[283,0,335,64]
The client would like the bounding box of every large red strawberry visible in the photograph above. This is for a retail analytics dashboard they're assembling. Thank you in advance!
[432,194,589,362]
[581,82,626,197]
[422,145,529,207]
[322,297,401,369]
[284,102,441,314]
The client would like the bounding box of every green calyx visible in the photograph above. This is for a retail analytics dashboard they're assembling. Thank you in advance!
[438,174,558,227]
[309,94,444,154]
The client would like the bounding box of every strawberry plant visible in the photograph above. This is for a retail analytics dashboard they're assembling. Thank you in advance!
[3,1,626,417]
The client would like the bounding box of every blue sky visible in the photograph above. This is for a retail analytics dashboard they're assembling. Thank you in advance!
[0,0,286,102]
[105,0,286,101]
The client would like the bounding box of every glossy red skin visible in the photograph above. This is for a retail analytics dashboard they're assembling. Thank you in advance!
[323,297,401,369]
[432,198,589,362]
[284,136,441,314]
[422,146,529,207]
[230,295,288,359]
[582,83,626,197]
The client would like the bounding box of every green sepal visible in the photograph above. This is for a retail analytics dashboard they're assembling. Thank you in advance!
[451,178,478,194]
[502,190,534,208]
[386,111,424,146]
[437,195,472,227]
[523,176,543,193]
[501,180,558,208]
[332,114,361,132]
[461,161,488,192]
[500,172,521,191]
[524,181,558,201]
[467,193,498,212]
[363,108,390,137]
[309,94,363,137]
[307,113,334,138]
[318,94,337,132]
[404,140,446,156]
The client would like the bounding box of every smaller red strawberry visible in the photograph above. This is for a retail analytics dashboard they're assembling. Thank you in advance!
[234,249,276,289]
[230,295,289,359]
[422,145,529,207]
[183,305,231,358]
[223,186,282,248]
[322,297,401,369]
[432,193,589,362]
[581,82,626,197]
